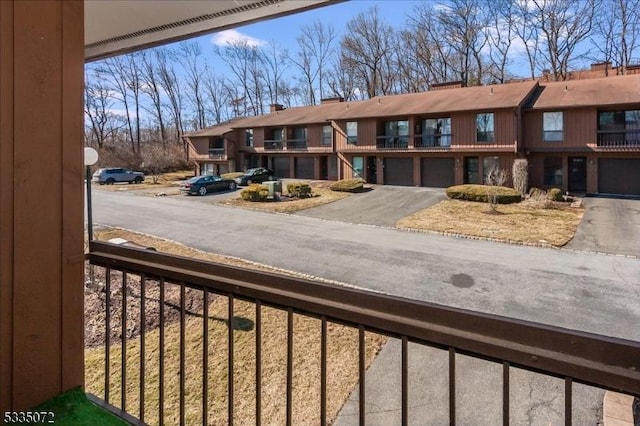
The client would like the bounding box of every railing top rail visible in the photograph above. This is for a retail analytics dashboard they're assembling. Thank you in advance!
[89,241,640,395]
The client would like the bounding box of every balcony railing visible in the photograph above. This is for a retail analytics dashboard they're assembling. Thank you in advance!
[86,241,640,425]
[208,148,225,159]
[596,130,640,149]
[286,139,308,150]
[264,140,284,150]
[414,134,452,148]
[375,135,409,149]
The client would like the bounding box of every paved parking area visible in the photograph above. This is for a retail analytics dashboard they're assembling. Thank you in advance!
[566,197,640,257]
[295,185,446,227]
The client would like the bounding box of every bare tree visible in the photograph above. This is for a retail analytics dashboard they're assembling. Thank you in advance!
[179,41,207,130]
[204,72,231,124]
[591,0,640,73]
[259,41,288,106]
[531,0,597,81]
[485,0,516,83]
[215,39,263,115]
[84,70,121,148]
[156,48,185,142]
[139,51,167,147]
[485,167,508,212]
[340,6,398,98]
[326,56,360,101]
[513,0,542,79]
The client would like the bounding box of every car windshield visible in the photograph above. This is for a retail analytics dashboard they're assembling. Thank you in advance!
[246,168,260,175]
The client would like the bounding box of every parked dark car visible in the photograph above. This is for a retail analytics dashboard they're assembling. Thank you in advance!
[180,175,237,196]
[234,167,274,186]
[92,167,145,185]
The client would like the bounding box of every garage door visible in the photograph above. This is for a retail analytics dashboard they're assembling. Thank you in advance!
[295,157,315,179]
[598,158,640,196]
[384,157,413,186]
[272,157,290,178]
[421,158,455,188]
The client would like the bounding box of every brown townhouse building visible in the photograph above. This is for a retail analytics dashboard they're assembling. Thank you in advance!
[184,74,640,197]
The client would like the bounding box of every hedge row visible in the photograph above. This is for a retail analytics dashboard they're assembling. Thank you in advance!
[330,178,365,192]
[446,184,522,204]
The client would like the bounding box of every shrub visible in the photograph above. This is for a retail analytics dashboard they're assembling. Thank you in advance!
[512,159,528,195]
[240,184,269,202]
[446,184,522,204]
[286,182,313,198]
[547,188,563,201]
[330,178,365,192]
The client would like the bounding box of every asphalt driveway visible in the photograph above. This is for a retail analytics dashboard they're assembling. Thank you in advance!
[566,197,640,257]
[295,185,446,226]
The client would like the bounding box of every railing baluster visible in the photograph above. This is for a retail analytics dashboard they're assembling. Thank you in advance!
[256,300,262,426]
[503,361,510,426]
[159,278,165,426]
[320,316,327,426]
[565,377,572,426]
[139,273,146,423]
[121,271,127,412]
[228,293,235,426]
[359,325,365,426]
[402,335,408,426]
[449,347,456,426]
[180,282,186,426]
[105,267,111,404]
[286,308,294,426]
[203,289,209,426]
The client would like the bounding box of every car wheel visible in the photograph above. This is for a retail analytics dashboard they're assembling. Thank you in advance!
[198,186,207,196]
[228,181,237,190]
[246,179,252,185]
[134,176,143,184]
[106,178,115,185]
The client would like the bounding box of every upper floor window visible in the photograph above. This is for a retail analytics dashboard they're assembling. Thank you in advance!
[384,120,409,136]
[269,128,284,141]
[346,121,358,144]
[209,137,224,150]
[476,113,495,142]
[543,112,563,142]
[322,125,333,146]
[245,129,253,147]
[291,126,307,141]
[598,109,640,147]
[422,118,451,147]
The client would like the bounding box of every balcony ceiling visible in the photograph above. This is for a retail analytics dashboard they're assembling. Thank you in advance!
[85,0,337,61]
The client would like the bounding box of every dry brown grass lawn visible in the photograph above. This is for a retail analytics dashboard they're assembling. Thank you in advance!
[397,200,584,246]
[86,228,385,425]
[219,187,350,213]
[93,170,193,193]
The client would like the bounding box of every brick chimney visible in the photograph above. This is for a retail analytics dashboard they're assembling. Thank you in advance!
[320,97,344,104]
[270,103,285,112]
[430,81,464,91]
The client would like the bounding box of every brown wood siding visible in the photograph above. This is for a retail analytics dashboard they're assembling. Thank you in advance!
[189,136,209,155]
[524,108,598,150]
[451,109,517,147]
[253,127,266,148]
[1,0,84,411]
[306,124,322,148]
[335,118,377,150]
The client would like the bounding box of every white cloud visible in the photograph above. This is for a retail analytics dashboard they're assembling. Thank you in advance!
[211,29,266,47]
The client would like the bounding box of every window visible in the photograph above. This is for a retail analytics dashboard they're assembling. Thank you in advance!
[543,112,563,141]
[322,125,333,146]
[422,118,451,147]
[476,113,495,142]
[245,129,253,147]
[483,156,500,183]
[543,157,563,186]
[380,120,409,148]
[292,126,307,141]
[598,109,640,146]
[352,156,364,178]
[464,157,479,184]
[271,128,284,140]
[346,121,358,144]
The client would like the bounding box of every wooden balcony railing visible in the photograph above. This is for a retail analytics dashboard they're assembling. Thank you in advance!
[264,140,284,150]
[375,135,409,149]
[286,139,308,150]
[414,134,452,148]
[86,241,640,425]
[208,148,225,159]
[596,131,640,149]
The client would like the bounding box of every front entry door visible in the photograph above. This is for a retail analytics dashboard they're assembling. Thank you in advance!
[366,156,377,184]
[568,156,586,193]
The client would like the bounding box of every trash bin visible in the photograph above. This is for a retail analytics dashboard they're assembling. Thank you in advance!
[263,180,283,200]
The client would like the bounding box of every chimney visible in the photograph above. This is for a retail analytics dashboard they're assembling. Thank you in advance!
[320,97,344,104]
[270,103,285,112]
[430,81,464,91]
[590,62,612,72]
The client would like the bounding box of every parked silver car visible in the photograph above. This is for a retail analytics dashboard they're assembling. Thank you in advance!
[92,167,145,185]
